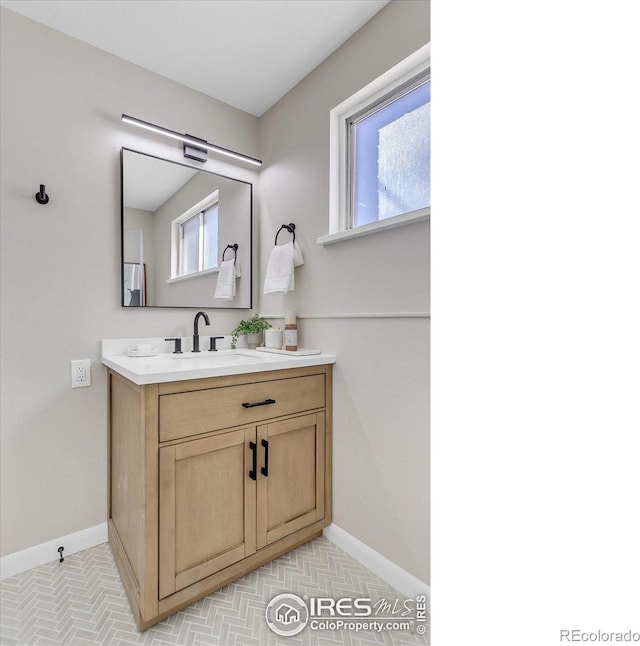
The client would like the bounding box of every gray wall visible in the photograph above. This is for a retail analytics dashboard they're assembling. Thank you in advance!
[258,0,430,582]
[1,1,429,584]
[0,7,259,557]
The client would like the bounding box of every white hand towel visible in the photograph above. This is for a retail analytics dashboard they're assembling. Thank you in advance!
[263,241,304,294]
[215,259,237,300]
[292,242,304,268]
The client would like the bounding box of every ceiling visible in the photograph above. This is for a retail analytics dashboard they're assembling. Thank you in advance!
[0,0,389,116]
[123,151,198,212]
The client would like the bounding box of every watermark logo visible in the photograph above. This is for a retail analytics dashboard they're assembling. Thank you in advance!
[265,593,428,637]
[265,593,309,637]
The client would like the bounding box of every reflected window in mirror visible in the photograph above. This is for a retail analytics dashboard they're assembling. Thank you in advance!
[172,195,219,278]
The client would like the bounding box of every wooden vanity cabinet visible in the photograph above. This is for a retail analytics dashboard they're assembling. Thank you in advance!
[107,364,332,630]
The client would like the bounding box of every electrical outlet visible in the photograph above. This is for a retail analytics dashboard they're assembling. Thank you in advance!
[71,359,91,388]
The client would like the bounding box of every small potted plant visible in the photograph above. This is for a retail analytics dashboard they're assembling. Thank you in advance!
[231,313,272,349]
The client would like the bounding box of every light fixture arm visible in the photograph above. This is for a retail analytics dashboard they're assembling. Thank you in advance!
[121,114,262,166]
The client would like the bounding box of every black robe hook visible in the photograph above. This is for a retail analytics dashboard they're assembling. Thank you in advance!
[35,184,49,205]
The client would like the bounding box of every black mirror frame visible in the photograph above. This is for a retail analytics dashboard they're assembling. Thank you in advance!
[120,147,253,309]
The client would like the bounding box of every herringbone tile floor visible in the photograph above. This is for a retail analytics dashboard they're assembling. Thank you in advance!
[0,537,429,645]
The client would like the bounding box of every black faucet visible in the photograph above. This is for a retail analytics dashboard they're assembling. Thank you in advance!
[192,311,210,352]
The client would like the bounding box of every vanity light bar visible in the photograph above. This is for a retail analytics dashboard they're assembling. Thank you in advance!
[121,114,262,166]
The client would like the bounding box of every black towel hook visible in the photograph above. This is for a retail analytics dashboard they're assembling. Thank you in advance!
[35,184,49,205]
[222,243,238,262]
[275,223,296,246]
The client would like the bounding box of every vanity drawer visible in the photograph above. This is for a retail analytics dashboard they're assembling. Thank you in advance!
[159,374,325,442]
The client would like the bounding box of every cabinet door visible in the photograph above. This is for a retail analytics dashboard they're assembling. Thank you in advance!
[159,428,256,599]
[256,412,325,549]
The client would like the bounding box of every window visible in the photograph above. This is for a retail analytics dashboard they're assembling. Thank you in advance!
[320,44,430,245]
[179,204,219,276]
[350,77,430,227]
[170,192,219,280]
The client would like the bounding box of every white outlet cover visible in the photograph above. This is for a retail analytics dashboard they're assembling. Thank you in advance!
[71,359,91,388]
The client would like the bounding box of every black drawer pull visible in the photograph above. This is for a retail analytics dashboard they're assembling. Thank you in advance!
[261,439,269,477]
[249,441,257,480]
[242,398,276,409]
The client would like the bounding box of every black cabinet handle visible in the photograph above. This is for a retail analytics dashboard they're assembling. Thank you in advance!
[249,441,257,480]
[261,439,269,477]
[242,398,276,409]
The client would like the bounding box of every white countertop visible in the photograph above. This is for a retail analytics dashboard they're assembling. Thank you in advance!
[101,338,336,385]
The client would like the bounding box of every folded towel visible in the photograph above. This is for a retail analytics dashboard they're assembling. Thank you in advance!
[263,242,304,294]
[215,259,238,300]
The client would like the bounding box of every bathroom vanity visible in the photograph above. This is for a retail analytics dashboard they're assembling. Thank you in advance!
[102,341,335,630]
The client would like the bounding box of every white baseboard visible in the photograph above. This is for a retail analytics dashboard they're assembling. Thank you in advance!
[323,523,430,604]
[1,521,429,601]
[0,522,108,581]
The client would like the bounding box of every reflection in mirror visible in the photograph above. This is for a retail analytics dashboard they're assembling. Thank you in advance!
[121,148,252,308]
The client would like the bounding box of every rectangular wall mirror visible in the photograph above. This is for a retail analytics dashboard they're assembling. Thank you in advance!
[121,148,252,308]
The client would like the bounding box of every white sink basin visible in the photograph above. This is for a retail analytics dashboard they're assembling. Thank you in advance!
[170,350,266,364]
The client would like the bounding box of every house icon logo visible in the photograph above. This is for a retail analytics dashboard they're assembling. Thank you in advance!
[276,603,300,625]
[265,593,309,636]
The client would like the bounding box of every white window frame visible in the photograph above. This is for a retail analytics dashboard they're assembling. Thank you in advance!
[318,43,430,246]
[168,190,219,283]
